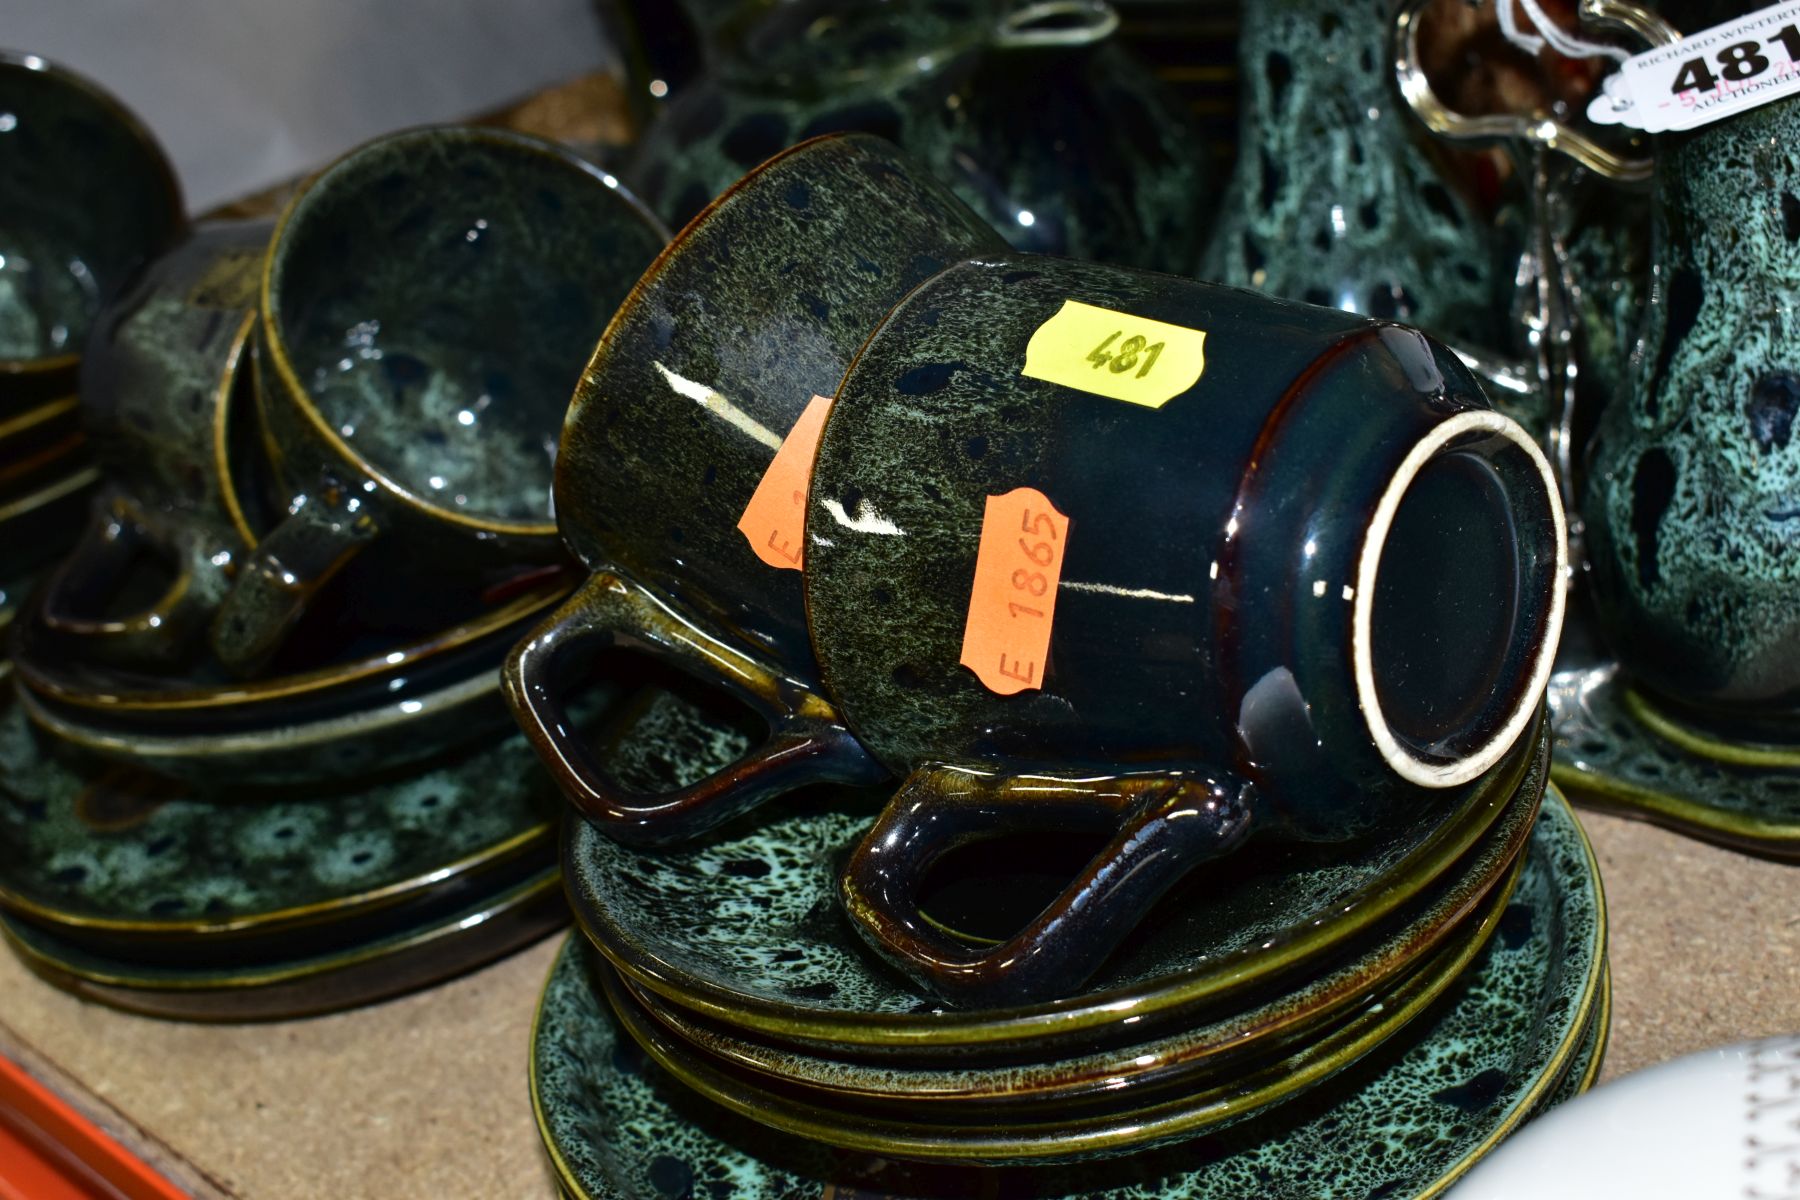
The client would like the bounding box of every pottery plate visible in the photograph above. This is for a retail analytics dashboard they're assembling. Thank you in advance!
[566,712,1547,1054]
[0,692,564,963]
[614,749,1542,1109]
[1549,663,1800,858]
[535,785,1605,1196]
[1,864,565,1021]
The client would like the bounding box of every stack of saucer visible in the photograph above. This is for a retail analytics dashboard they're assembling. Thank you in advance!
[0,53,185,661]
[0,54,672,1018]
[533,684,1609,1193]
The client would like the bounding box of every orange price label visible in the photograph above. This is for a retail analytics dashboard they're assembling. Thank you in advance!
[959,487,1070,696]
[737,393,833,571]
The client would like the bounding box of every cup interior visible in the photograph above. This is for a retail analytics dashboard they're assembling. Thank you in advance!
[0,57,182,367]
[266,129,666,524]
[1358,413,1563,785]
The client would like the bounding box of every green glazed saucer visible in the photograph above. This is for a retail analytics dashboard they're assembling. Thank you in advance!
[566,714,1547,1057]
[2,864,565,1022]
[533,787,1607,1197]
[599,841,1517,1165]
[1548,663,1800,858]
[614,752,1542,1110]
[0,689,570,965]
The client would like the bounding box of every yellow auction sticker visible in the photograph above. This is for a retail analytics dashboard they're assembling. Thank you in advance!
[1021,299,1207,409]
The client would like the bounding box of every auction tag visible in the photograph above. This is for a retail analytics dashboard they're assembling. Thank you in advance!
[1587,1,1800,133]
[1021,300,1206,409]
[737,393,832,570]
[959,488,1070,695]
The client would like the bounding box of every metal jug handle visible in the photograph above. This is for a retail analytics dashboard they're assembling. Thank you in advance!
[991,0,1119,52]
[1393,0,1669,183]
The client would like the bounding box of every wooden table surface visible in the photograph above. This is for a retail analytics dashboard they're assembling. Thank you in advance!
[0,807,1794,1199]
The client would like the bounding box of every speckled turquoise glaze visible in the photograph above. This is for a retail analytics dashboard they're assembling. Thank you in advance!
[1200,0,1502,352]
[605,754,1536,1113]
[533,788,1604,1195]
[564,720,1544,1054]
[1584,89,1800,718]
[1547,662,1800,857]
[507,133,998,847]
[0,52,184,388]
[624,0,1214,272]
[0,685,587,964]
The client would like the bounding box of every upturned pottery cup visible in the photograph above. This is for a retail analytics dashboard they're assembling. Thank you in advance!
[504,133,1005,845]
[1584,1,1800,735]
[0,51,184,410]
[32,220,271,668]
[804,253,1566,1004]
[230,126,667,678]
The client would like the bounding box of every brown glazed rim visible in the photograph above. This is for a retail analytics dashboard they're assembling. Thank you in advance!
[570,709,1548,1050]
[1353,410,1568,788]
[556,131,863,543]
[260,124,666,538]
[0,50,187,376]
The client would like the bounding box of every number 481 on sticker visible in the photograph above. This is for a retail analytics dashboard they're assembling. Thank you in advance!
[960,487,1070,695]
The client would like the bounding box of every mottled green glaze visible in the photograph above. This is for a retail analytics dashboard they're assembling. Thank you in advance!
[565,722,1543,1054]
[0,52,184,376]
[1,865,566,1022]
[1585,94,1800,717]
[1565,187,1650,436]
[608,757,1536,1110]
[0,687,577,963]
[1200,0,1502,352]
[533,789,1604,1196]
[513,135,998,847]
[562,132,1001,669]
[1547,663,1800,858]
[264,126,666,527]
[625,0,1213,272]
[232,127,665,677]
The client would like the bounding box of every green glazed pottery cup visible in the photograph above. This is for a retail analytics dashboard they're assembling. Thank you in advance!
[1584,0,1800,737]
[230,125,667,678]
[805,253,1566,1005]
[32,220,271,668]
[623,0,1213,272]
[504,133,1004,845]
[0,51,184,411]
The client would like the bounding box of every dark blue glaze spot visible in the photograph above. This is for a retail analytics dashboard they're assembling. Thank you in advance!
[648,1155,693,1198]
[1431,1067,1510,1113]
[1631,448,1676,590]
[1784,192,1800,242]
[786,980,838,1001]
[721,112,789,169]
[1498,902,1534,949]
[895,362,961,395]
[1747,372,1800,451]
[721,857,771,878]
[802,293,830,323]
[784,181,811,210]
[965,435,987,459]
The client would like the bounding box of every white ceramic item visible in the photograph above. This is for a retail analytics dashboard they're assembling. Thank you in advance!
[1450,1034,1800,1199]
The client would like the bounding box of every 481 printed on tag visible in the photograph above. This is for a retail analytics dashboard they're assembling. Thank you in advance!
[1590,1,1800,133]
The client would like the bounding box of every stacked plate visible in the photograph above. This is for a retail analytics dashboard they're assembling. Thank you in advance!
[534,688,1610,1195]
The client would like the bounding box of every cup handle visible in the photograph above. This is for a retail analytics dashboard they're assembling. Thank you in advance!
[839,763,1256,1007]
[208,485,378,678]
[36,494,216,668]
[503,570,886,846]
